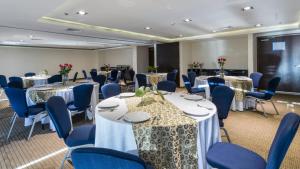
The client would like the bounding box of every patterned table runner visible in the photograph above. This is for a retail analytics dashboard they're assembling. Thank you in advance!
[125,94,198,169]
[148,74,166,85]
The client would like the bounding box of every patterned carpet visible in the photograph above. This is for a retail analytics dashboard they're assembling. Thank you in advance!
[0,91,299,169]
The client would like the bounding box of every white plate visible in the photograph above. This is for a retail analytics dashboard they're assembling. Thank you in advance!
[183,107,210,116]
[120,92,135,98]
[98,100,119,109]
[124,112,151,123]
[35,87,53,91]
[154,90,169,95]
[184,95,203,101]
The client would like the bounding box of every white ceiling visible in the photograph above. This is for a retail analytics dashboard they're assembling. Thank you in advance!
[0,0,300,48]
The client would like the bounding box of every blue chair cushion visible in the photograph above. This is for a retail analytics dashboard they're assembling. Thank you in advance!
[246,91,266,99]
[206,142,266,169]
[67,102,87,112]
[65,124,96,147]
[27,103,46,116]
[191,87,205,94]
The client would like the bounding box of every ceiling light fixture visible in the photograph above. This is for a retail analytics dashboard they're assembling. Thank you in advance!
[144,27,151,30]
[212,30,217,33]
[242,6,254,11]
[255,24,262,27]
[76,10,88,15]
[184,18,192,22]
[223,26,233,30]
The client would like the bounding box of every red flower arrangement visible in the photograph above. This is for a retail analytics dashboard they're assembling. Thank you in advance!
[59,63,73,75]
[217,57,226,68]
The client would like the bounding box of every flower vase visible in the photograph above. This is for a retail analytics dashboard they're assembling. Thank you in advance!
[219,66,225,78]
[62,74,69,85]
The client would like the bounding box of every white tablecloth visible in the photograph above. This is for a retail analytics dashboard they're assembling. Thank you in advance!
[95,93,221,169]
[22,75,50,88]
[135,73,168,89]
[25,82,99,128]
[194,76,253,111]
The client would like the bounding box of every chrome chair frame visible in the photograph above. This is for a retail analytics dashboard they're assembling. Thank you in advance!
[247,96,279,117]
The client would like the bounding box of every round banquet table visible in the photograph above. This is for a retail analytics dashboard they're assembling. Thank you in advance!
[135,73,168,89]
[25,81,99,129]
[22,75,50,88]
[194,76,254,111]
[95,92,221,169]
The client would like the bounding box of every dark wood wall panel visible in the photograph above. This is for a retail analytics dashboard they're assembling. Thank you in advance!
[257,35,300,93]
[157,42,180,84]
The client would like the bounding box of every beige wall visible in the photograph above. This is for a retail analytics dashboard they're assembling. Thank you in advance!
[97,47,135,68]
[0,46,98,78]
[190,36,248,69]
[179,41,192,86]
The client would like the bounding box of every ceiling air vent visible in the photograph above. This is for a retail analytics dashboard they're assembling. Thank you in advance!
[65,28,81,32]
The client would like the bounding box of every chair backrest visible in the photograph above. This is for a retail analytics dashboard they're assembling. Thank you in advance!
[207,77,225,93]
[212,86,234,124]
[157,80,176,92]
[188,71,197,86]
[8,76,24,89]
[46,96,72,139]
[71,147,147,169]
[123,70,133,84]
[73,72,78,82]
[266,113,300,169]
[94,75,107,88]
[90,71,98,81]
[0,75,8,88]
[129,69,135,80]
[182,75,192,93]
[250,72,263,89]
[136,74,147,88]
[167,72,177,82]
[4,88,28,118]
[101,83,121,99]
[110,69,118,81]
[73,84,93,109]
[82,70,88,79]
[91,68,97,72]
[47,75,62,84]
[264,77,281,100]
[172,69,178,74]
[24,72,36,77]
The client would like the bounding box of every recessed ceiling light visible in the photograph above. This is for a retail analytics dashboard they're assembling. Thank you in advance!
[223,26,233,30]
[19,40,24,42]
[179,34,183,37]
[144,27,151,30]
[255,24,262,27]
[212,30,217,33]
[66,28,81,32]
[76,10,88,15]
[242,6,254,11]
[184,18,192,22]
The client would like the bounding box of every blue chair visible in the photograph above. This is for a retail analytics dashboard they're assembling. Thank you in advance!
[136,74,151,88]
[90,71,98,82]
[68,84,93,120]
[101,83,121,99]
[124,70,135,92]
[167,72,177,82]
[47,74,62,84]
[82,70,88,79]
[4,87,47,140]
[8,76,24,89]
[157,80,176,92]
[188,71,197,87]
[182,75,205,94]
[212,86,235,143]
[91,68,97,72]
[207,77,225,94]
[46,96,96,169]
[24,72,36,77]
[172,69,178,74]
[246,77,281,117]
[73,72,78,82]
[108,69,118,82]
[71,147,152,169]
[93,75,107,99]
[206,112,300,169]
[250,72,263,90]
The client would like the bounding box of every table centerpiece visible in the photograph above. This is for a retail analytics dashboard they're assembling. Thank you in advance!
[217,56,226,78]
[59,63,72,85]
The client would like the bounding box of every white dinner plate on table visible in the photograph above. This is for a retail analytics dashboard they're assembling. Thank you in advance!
[124,112,151,123]
[120,92,135,98]
[183,107,210,117]
[35,87,53,91]
[98,100,119,109]
[184,95,203,101]
[153,90,169,95]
